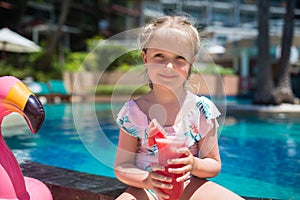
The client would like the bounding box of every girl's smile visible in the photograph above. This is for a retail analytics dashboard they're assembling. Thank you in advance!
[158,73,177,79]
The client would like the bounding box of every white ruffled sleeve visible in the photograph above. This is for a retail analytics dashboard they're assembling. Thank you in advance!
[184,95,221,147]
[115,100,148,139]
[197,96,221,138]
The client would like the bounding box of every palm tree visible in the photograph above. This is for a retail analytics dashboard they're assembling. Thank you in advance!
[273,0,299,104]
[253,0,276,104]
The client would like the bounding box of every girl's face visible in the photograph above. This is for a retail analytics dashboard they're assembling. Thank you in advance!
[142,48,193,90]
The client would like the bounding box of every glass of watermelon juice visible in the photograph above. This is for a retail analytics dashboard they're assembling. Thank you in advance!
[155,136,186,200]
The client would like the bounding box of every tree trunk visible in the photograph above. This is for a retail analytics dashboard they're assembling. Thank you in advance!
[35,0,71,73]
[253,0,276,105]
[14,0,29,69]
[15,0,29,31]
[273,0,299,104]
[47,0,71,56]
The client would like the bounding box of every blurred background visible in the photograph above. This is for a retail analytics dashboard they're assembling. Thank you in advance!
[0,0,300,103]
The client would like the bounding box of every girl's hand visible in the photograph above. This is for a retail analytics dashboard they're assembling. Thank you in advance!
[167,147,195,182]
[145,165,173,199]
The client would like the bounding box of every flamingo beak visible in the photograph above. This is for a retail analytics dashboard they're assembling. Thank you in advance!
[1,80,45,133]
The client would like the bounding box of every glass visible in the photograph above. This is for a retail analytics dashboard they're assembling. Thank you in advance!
[156,136,186,200]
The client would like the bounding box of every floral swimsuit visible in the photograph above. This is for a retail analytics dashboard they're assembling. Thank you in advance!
[116,91,221,172]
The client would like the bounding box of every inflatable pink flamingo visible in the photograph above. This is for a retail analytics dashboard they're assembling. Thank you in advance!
[0,76,52,200]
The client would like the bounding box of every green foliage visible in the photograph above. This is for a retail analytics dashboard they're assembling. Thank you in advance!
[0,61,60,82]
[115,63,133,72]
[65,52,88,71]
[83,43,124,71]
[0,63,33,78]
[85,35,105,51]
[32,52,64,82]
[114,49,143,70]
[0,32,143,81]
[192,64,236,75]
[94,84,150,96]
[83,38,142,72]
[0,45,65,81]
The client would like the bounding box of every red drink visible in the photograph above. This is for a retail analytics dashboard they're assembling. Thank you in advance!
[156,137,186,200]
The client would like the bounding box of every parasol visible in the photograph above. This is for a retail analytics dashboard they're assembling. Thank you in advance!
[0,27,41,61]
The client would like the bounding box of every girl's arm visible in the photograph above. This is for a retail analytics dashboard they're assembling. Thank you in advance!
[114,129,173,198]
[192,119,221,178]
[114,129,149,188]
[191,130,221,178]
[168,119,221,180]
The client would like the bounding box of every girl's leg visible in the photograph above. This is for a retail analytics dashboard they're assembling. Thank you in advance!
[115,186,158,200]
[180,177,245,200]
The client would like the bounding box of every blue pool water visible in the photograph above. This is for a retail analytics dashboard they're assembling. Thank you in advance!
[3,103,300,199]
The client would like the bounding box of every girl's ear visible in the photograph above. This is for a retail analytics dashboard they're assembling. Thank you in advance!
[142,50,147,63]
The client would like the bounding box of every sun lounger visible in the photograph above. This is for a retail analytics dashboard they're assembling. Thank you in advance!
[26,81,52,104]
[26,80,71,104]
[47,80,71,103]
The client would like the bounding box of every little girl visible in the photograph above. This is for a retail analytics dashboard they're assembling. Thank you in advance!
[114,15,244,200]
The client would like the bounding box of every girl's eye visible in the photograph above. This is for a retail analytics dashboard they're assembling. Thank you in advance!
[154,53,164,58]
[176,55,186,61]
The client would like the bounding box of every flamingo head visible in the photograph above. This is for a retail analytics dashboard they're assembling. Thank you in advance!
[0,76,45,133]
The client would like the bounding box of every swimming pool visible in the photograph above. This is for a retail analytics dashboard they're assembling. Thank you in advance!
[3,102,300,199]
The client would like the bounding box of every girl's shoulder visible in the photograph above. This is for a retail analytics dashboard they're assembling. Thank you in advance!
[115,99,149,138]
[186,91,221,119]
[117,99,147,122]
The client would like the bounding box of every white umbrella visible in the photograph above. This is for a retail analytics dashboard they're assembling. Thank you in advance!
[0,27,41,53]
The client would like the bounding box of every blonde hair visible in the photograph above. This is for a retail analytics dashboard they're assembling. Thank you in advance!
[139,15,200,58]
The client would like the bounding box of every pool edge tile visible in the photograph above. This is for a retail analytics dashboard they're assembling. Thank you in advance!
[20,161,277,200]
[20,161,127,199]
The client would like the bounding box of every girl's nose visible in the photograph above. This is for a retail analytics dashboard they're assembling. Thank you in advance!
[165,62,174,69]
